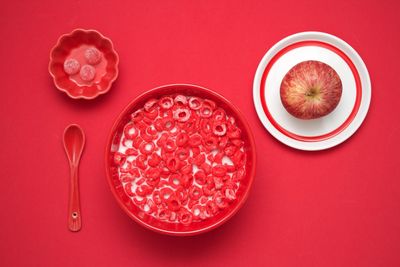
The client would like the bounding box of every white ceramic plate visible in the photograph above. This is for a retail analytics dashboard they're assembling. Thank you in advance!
[253,32,371,151]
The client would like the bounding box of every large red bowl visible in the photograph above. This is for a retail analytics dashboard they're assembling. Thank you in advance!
[105,84,256,236]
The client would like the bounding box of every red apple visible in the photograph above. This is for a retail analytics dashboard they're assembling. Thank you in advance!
[280,60,342,120]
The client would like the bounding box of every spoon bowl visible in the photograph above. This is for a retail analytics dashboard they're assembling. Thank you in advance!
[64,125,85,165]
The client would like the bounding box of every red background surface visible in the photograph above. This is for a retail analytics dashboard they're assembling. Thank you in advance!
[1,1,399,266]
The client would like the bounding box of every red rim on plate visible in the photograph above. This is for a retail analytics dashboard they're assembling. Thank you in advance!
[260,41,362,142]
[105,84,256,236]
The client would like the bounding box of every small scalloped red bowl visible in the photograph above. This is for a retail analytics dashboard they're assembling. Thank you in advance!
[105,84,256,236]
[49,29,119,99]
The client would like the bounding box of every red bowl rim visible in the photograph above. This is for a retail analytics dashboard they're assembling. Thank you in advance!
[104,84,257,236]
[48,28,120,100]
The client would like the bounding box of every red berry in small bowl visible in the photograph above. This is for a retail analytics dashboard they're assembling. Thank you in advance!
[84,47,102,65]
[63,58,80,75]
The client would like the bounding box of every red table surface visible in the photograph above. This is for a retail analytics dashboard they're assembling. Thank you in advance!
[1,0,399,266]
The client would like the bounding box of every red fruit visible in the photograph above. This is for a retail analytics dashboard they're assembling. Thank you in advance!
[79,64,96,81]
[63,58,80,75]
[84,47,102,65]
[280,60,343,119]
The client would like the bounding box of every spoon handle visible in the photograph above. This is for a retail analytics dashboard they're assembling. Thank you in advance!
[68,165,81,231]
